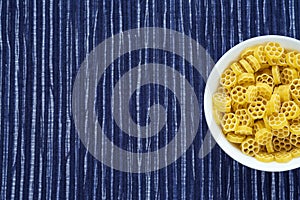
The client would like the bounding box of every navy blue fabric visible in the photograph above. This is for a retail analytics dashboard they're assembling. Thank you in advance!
[1,0,300,199]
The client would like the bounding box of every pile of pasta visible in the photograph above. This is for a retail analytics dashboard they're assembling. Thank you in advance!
[213,42,300,163]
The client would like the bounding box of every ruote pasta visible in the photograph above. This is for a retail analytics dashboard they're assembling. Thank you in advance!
[213,41,300,163]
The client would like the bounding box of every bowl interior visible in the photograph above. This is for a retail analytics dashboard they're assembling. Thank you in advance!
[204,35,300,172]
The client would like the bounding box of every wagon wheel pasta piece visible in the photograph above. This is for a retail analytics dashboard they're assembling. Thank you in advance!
[213,108,224,125]
[274,151,293,163]
[254,45,268,64]
[254,96,268,105]
[256,73,274,88]
[241,137,260,157]
[272,66,281,85]
[266,140,275,153]
[248,100,266,120]
[266,93,281,116]
[239,59,254,73]
[263,115,272,130]
[217,86,231,96]
[236,126,253,136]
[277,85,291,102]
[231,101,246,112]
[240,47,255,58]
[256,83,273,100]
[246,55,261,72]
[293,53,300,70]
[273,137,292,152]
[253,120,265,134]
[289,79,300,99]
[280,101,300,120]
[264,42,284,59]
[238,73,255,85]
[267,56,280,66]
[290,132,300,148]
[290,148,300,158]
[213,92,231,112]
[291,116,300,124]
[220,68,237,88]
[280,67,298,85]
[230,86,247,105]
[255,128,273,145]
[268,113,288,129]
[235,109,253,126]
[277,53,288,67]
[272,125,290,138]
[221,113,239,132]
[255,152,274,162]
[246,85,258,102]
[290,121,300,135]
[226,132,246,143]
[230,62,245,75]
[286,51,297,67]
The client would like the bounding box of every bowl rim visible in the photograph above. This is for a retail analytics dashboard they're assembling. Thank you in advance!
[204,35,300,172]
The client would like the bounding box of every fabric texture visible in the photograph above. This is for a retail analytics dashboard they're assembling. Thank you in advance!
[1,0,300,199]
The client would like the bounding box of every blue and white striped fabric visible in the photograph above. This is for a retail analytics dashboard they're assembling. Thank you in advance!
[1,0,300,199]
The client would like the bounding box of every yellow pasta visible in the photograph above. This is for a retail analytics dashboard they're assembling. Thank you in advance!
[256,73,274,88]
[277,53,287,67]
[213,92,231,112]
[221,113,239,132]
[239,59,254,74]
[248,100,266,119]
[273,137,292,152]
[268,113,288,129]
[230,62,245,75]
[255,128,273,145]
[217,86,231,96]
[238,73,255,85]
[256,68,272,76]
[220,68,237,88]
[255,152,274,162]
[290,132,300,148]
[254,96,268,105]
[241,137,260,157]
[213,108,224,125]
[230,86,247,105]
[272,66,281,85]
[293,53,300,70]
[286,51,297,67]
[266,141,275,153]
[240,47,255,58]
[246,55,261,72]
[265,93,281,116]
[290,148,300,158]
[280,68,298,85]
[256,83,273,100]
[235,109,253,126]
[253,120,265,134]
[246,85,257,101]
[280,101,300,120]
[226,132,246,143]
[274,151,293,163]
[289,79,300,100]
[290,121,300,135]
[277,85,291,102]
[235,126,253,136]
[272,125,290,138]
[214,42,300,163]
[264,42,284,59]
[254,45,267,64]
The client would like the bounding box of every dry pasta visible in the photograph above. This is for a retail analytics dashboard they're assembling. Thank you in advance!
[214,42,300,163]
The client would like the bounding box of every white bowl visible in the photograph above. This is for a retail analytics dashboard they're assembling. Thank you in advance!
[204,35,300,172]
